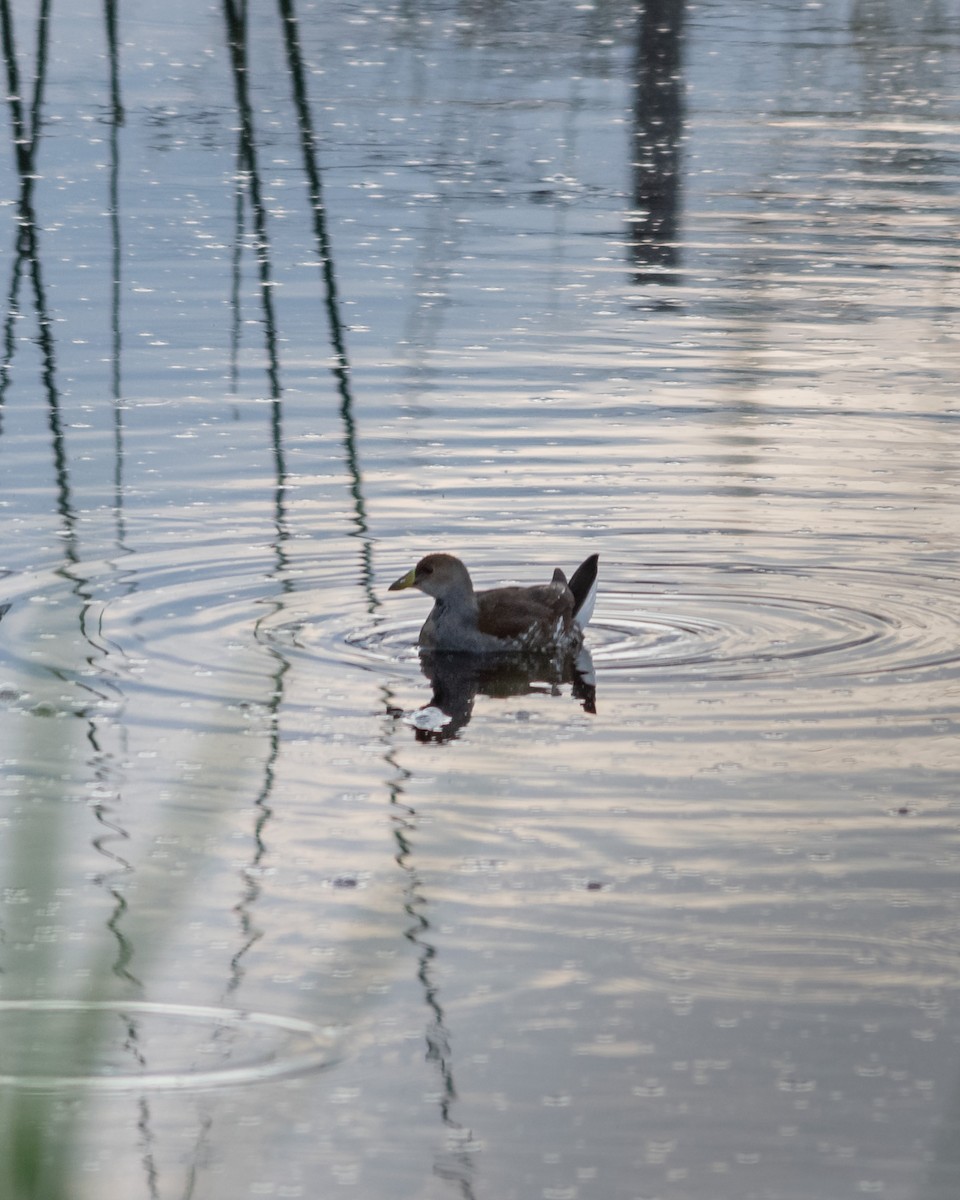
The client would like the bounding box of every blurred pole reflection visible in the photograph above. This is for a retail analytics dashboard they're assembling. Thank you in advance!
[630,0,686,281]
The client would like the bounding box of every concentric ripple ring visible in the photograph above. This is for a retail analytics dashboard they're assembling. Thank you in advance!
[293,563,960,686]
[0,1000,341,1092]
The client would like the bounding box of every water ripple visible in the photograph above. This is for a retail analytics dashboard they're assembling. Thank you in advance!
[5,556,958,706]
[622,924,960,1006]
[0,1000,340,1092]
[583,563,960,683]
[281,562,960,687]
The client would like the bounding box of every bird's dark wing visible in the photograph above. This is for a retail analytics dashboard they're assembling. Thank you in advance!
[475,583,573,642]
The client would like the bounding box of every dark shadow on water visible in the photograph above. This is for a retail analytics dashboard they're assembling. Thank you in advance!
[407,646,597,742]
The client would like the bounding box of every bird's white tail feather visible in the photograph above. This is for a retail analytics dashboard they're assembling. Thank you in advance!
[574,575,598,629]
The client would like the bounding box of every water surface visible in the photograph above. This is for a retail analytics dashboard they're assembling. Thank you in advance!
[2,1,960,1197]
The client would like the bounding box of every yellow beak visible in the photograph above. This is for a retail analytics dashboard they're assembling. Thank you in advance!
[388,567,417,592]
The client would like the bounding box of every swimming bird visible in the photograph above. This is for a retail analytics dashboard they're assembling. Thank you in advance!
[388,552,599,653]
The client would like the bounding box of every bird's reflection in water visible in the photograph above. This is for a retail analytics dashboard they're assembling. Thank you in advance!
[401,645,596,742]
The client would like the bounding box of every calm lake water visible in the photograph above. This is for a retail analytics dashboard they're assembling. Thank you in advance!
[2,0,960,1197]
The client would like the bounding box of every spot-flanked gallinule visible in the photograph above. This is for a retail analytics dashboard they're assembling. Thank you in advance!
[388,552,599,653]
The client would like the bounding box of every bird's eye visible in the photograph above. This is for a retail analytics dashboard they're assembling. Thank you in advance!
[420,565,433,576]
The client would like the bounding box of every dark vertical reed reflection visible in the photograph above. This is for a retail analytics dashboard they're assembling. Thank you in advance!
[0,0,77,561]
[229,175,244,395]
[79,15,147,1112]
[222,0,290,998]
[103,0,123,124]
[222,0,283,415]
[103,0,127,548]
[0,0,29,424]
[135,1096,161,1200]
[89,735,139,992]
[630,0,686,281]
[276,0,377,611]
[383,717,477,1200]
[4,9,134,1008]
[223,652,287,1002]
[0,0,48,185]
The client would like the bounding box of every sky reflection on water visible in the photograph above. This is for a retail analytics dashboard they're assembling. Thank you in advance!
[1,0,960,1197]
